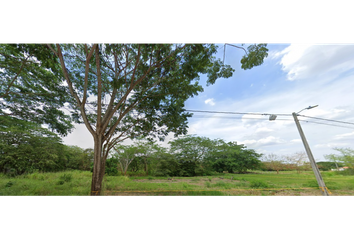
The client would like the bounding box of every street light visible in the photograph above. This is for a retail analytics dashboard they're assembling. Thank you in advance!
[269,105,330,196]
[296,105,319,114]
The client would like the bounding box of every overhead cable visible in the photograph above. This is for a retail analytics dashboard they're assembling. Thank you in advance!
[299,114,354,126]
[186,109,291,116]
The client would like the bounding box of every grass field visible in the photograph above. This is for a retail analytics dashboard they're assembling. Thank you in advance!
[1,170,354,196]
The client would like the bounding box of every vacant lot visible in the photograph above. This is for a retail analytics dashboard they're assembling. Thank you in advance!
[1,170,354,196]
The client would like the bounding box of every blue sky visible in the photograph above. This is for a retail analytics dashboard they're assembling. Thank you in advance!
[62,43,354,161]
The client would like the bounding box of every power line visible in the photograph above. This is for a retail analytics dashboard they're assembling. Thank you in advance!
[186,109,291,116]
[186,109,354,130]
[186,109,354,125]
[190,115,294,121]
[299,114,354,126]
[300,120,354,130]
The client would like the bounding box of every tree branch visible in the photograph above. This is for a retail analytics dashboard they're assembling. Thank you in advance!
[102,45,187,140]
[46,44,59,58]
[56,44,96,137]
[95,45,103,134]
[83,44,97,107]
[1,57,28,98]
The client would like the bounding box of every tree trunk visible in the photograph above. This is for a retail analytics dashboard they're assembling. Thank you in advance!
[91,136,106,196]
[144,157,148,175]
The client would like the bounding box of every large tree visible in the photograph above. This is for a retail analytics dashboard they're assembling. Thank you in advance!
[207,140,262,174]
[47,43,268,195]
[0,44,74,136]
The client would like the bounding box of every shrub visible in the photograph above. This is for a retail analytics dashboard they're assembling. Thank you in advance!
[5,181,13,188]
[250,180,269,188]
[56,180,65,185]
[5,169,18,178]
[59,173,73,183]
[338,169,354,176]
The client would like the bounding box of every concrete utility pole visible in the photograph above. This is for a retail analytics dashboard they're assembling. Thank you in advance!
[292,111,330,196]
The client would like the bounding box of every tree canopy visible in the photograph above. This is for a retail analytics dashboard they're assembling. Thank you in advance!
[0,115,93,175]
[0,44,74,136]
[325,147,354,169]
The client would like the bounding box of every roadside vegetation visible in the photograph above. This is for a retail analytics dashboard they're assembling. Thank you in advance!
[2,170,354,196]
[2,125,354,196]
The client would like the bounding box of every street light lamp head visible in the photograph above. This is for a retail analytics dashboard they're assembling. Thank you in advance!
[297,105,319,114]
[306,105,319,110]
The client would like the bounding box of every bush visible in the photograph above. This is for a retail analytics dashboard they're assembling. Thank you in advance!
[5,181,13,188]
[155,154,180,177]
[250,180,269,188]
[92,157,120,176]
[337,168,354,176]
[59,173,73,183]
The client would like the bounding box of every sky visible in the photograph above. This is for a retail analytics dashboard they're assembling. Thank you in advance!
[62,43,354,161]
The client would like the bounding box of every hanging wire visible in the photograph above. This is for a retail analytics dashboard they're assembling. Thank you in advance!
[186,109,292,117]
[186,109,354,130]
[299,114,354,126]
[299,120,354,130]
[223,44,226,64]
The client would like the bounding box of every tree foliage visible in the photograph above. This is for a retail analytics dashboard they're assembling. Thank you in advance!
[0,116,62,175]
[156,136,262,176]
[206,140,262,174]
[260,153,285,174]
[0,115,91,175]
[316,161,343,171]
[325,148,354,169]
[240,44,269,70]
[0,44,74,136]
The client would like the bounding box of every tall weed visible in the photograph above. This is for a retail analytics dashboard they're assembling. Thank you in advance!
[250,180,269,189]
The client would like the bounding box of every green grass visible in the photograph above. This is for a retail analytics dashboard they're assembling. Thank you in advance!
[1,170,354,196]
[0,170,92,196]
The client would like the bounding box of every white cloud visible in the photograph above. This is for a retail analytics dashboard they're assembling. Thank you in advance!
[334,131,354,140]
[204,98,215,106]
[275,44,354,81]
[290,139,302,143]
[241,136,286,148]
[255,127,273,133]
[315,142,350,149]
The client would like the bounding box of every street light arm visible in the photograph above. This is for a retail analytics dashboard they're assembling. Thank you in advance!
[296,108,308,114]
[296,105,319,114]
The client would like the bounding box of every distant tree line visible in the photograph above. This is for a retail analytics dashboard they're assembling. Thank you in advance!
[1,115,263,177]
[103,135,262,177]
[259,152,312,174]
[260,151,354,175]
[0,115,93,176]
[6,110,353,178]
